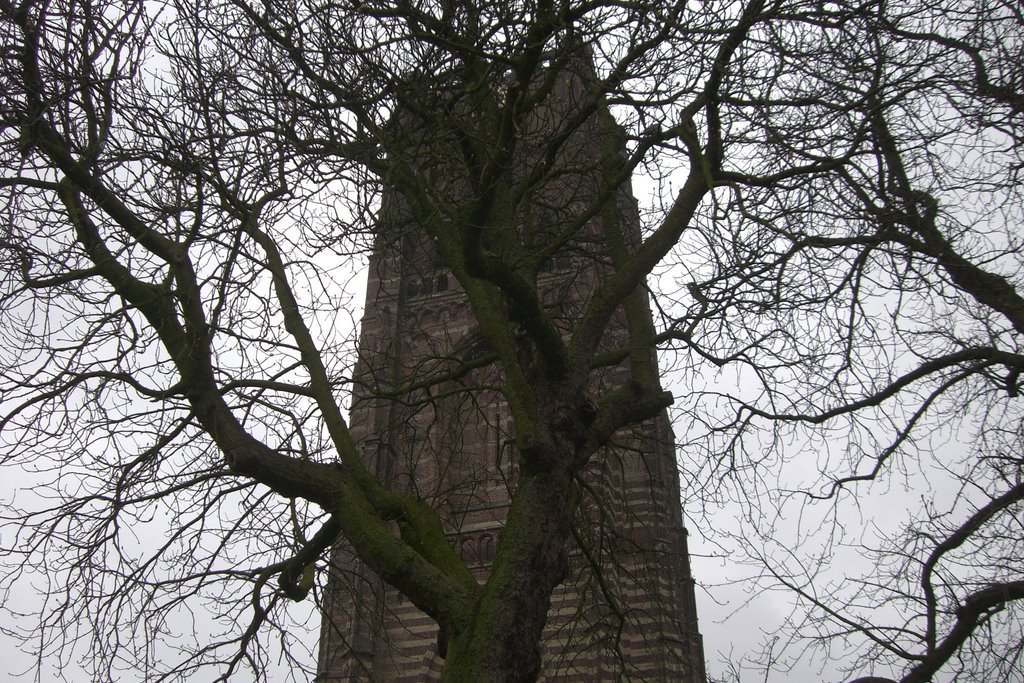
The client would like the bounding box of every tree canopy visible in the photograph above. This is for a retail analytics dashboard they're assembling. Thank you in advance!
[1,0,1022,681]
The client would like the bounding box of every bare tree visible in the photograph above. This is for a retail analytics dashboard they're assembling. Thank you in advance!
[0,0,1021,682]
[671,1,1024,681]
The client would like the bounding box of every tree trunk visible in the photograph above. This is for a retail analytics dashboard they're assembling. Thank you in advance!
[440,459,576,683]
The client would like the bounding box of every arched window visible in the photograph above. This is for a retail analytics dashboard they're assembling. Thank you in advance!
[460,536,478,564]
[479,534,495,564]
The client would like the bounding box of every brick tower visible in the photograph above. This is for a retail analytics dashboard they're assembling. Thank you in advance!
[317,61,705,683]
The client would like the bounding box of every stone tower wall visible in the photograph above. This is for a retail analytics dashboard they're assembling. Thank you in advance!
[317,60,705,683]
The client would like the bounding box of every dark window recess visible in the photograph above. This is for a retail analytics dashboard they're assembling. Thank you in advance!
[461,336,493,362]
[480,535,495,563]
[540,256,569,273]
[406,273,450,299]
[460,536,478,564]
[454,534,497,566]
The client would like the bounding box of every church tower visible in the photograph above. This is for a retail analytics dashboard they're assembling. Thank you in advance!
[317,60,705,682]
